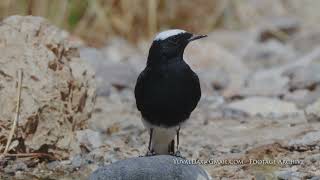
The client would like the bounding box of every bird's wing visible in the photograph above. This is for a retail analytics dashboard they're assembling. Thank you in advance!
[188,72,201,112]
[134,69,147,112]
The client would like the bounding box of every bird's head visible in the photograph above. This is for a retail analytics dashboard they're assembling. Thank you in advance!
[147,29,207,66]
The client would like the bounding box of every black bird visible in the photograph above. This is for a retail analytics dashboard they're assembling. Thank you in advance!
[134,29,206,156]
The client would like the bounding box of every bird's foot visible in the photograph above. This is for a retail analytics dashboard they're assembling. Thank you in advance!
[173,150,185,159]
[142,150,156,157]
[169,151,174,156]
[138,150,155,157]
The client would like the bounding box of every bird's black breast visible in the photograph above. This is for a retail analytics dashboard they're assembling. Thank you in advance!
[134,61,201,127]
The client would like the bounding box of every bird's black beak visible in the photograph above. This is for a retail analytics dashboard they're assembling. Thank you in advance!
[188,34,207,42]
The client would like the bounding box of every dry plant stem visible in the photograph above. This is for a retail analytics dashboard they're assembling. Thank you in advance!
[148,0,157,38]
[4,152,56,160]
[268,29,289,41]
[2,69,23,156]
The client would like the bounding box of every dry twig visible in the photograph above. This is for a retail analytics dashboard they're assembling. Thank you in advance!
[1,69,23,158]
[3,152,56,160]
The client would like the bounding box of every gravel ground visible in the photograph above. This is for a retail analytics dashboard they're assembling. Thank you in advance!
[2,15,320,179]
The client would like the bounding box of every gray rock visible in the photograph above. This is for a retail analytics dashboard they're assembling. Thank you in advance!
[310,176,320,180]
[226,97,301,117]
[198,68,230,93]
[290,29,320,54]
[71,154,87,169]
[242,40,296,70]
[46,161,60,170]
[4,161,28,174]
[101,37,142,63]
[239,46,320,98]
[89,155,211,180]
[288,131,320,146]
[305,98,320,122]
[254,173,268,180]
[283,64,320,90]
[306,154,320,163]
[275,170,303,180]
[199,95,225,110]
[240,70,289,97]
[230,148,241,153]
[282,89,312,108]
[80,47,138,96]
[219,108,249,119]
[76,129,103,150]
[0,15,96,159]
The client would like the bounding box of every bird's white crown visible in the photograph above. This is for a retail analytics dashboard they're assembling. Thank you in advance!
[154,29,186,41]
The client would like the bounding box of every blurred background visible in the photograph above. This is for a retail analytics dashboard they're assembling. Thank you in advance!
[1,0,320,45]
[1,0,320,179]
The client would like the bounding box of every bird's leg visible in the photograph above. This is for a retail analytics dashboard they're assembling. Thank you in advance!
[148,128,153,151]
[145,128,155,156]
[169,140,175,155]
[174,127,183,157]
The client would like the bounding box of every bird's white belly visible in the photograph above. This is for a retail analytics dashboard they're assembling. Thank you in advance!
[142,119,183,154]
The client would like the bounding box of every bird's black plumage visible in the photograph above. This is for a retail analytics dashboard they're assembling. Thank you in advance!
[135,31,202,127]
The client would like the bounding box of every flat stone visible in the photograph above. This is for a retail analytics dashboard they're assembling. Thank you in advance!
[239,70,289,97]
[306,154,320,163]
[80,47,138,96]
[288,131,320,146]
[290,29,320,54]
[238,46,320,98]
[305,98,320,122]
[275,170,303,180]
[46,161,60,170]
[226,97,301,117]
[71,154,86,169]
[310,176,320,180]
[76,129,103,150]
[283,64,320,90]
[242,40,296,70]
[89,155,211,180]
[283,89,311,108]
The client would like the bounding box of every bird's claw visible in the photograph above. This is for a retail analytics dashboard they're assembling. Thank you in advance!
[173,151,185,159]
[174,150,181,157]
[139,150,156,157]
[144,150,156,157]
